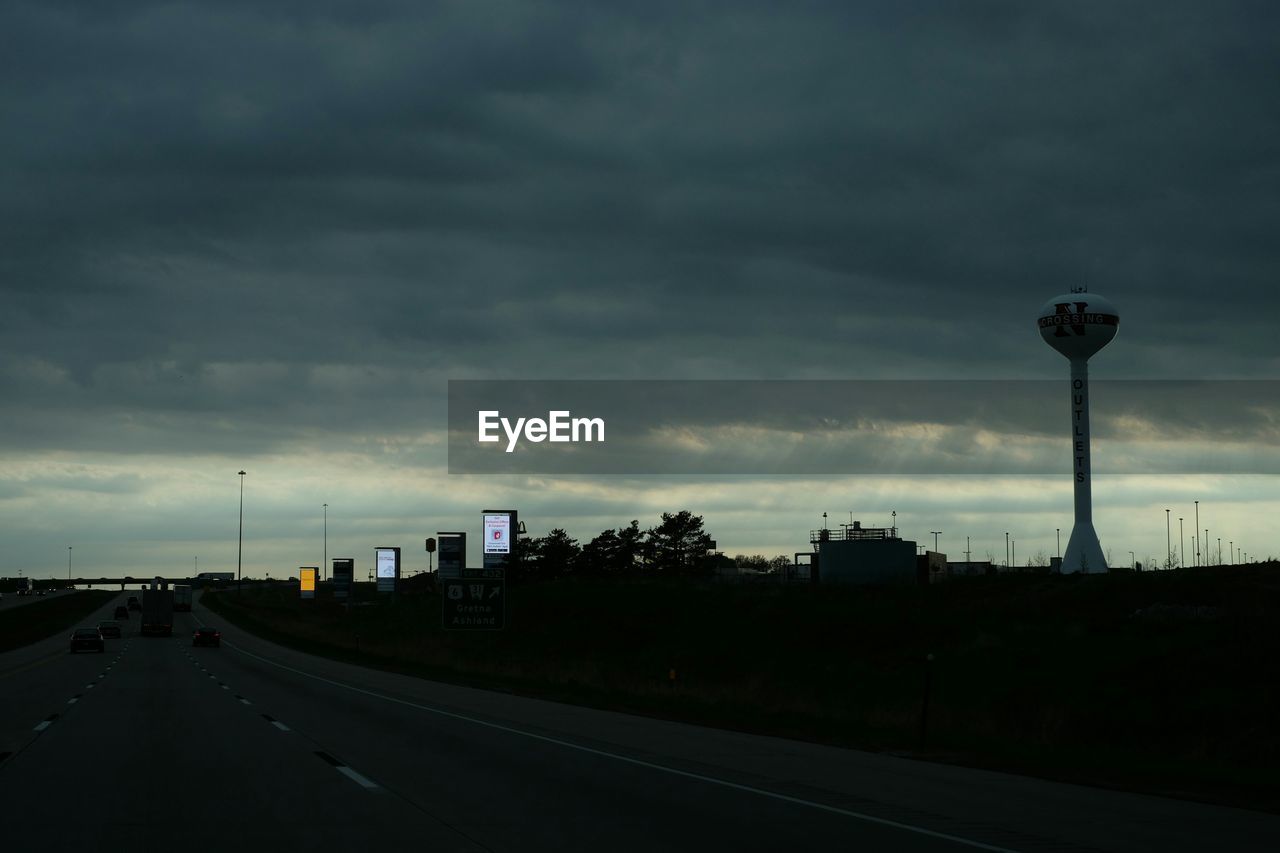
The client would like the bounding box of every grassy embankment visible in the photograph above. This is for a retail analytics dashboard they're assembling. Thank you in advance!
[202,565,1280,811]
[0,591,115,653]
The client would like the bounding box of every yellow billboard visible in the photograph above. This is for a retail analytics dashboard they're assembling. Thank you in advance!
[300,566,317,598]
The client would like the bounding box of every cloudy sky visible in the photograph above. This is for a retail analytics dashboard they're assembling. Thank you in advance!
[3,0,1277,580]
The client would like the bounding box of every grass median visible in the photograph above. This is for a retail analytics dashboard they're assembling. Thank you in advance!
[0,591,115,653]
[202,565,1280,812]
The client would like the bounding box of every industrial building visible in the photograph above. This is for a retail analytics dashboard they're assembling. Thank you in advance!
[794,521,939,585]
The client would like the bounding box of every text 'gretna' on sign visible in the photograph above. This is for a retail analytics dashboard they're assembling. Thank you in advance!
[477,410,605,452]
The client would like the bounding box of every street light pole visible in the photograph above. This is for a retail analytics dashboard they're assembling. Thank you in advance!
[237,470,246,595]
[323,503,328,582]
[68,546,72,581]
[1165,509,1171,570]
[1056,528,1061,562]
[1179,517,1184,568]
[930,531,941,552]
[1129,550,1135,570]
[1194,501,1200,566]
[1005,532,1010,568]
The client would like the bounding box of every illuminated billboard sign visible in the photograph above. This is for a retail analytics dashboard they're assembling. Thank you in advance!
[299,567,317,599]
[481,509,517,574]
[484,513,511,554]
[375,546,400,593]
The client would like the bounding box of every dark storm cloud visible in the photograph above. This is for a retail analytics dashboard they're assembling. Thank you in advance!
[2,1,1278,457]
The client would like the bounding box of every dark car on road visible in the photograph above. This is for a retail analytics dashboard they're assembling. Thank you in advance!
[70,627,105,653]
[114,605,129,619]
[192,627,221,647]
[98,620,122,639]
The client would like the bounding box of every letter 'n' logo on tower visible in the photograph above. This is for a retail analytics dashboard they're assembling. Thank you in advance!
[1053,301,1088,337]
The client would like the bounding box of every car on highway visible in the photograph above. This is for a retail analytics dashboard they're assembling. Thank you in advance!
[70,627,105,653]
[114,605,130,619]
[98,620,122,639]
[192,627,221,647]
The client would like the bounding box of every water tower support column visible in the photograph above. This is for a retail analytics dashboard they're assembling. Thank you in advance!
[1063,357,1106,572]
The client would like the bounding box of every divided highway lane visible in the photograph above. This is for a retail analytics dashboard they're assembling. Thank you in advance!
[0,591,131,759]
[180,597,1280,853]
[0,616,487,850]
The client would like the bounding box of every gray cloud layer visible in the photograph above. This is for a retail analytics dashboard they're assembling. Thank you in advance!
[2,3,1277,532]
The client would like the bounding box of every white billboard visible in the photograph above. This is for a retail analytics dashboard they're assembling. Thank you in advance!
[376,548,397,578]
[484,513,511,555]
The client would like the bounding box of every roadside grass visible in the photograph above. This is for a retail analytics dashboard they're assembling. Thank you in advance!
[0,591,115,653]
[202,565,1280,811]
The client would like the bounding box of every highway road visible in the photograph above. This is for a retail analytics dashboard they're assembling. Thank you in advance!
[2,591,1279,852]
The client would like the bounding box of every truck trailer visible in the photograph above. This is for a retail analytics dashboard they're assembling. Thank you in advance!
[141,583,175,636]
[173,584,192,612]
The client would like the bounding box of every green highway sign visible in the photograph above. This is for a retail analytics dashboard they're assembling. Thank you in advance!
[442,578,505,630]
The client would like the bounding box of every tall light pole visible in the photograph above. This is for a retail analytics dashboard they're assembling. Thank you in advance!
[1204,529,1209,566]
[1217,537,1221,566]
[194,555,198,576]
[1005,532,1010,568]
[1229,540,1233,565]
[930,531,941,552]
[68,546,72,580]
[1056,528,1061,561]
[1179,517,1184,568]
[1165,509,1171,570]
[323,503,328,582]
[1129,550,1135,570]
[237,470,246,595]
[891,510,896,536]
[1194,501,1200,566]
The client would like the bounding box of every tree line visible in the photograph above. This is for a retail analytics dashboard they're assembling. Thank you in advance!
[507,510,741,582]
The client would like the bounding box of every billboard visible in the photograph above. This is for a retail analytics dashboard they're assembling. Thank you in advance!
[437,532,465,580]
[482,509,517,573]
[484,513,511,554]
[375,546,400,593]
[299,566,317,600]
[332,558,354,600]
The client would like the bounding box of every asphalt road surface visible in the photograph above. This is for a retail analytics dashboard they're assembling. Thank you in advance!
[2,591,1278,852]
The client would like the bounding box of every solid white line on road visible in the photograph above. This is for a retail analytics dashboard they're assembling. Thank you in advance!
[336,765,380,790]
[227,642,1017,853]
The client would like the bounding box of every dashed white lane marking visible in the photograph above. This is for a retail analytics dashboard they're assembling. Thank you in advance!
[271,721,290,731]
[228,642,1018,853]
[67,698,78,705]
[85,683,95,689]
[33,721,52,732]
[239,698,251,704]
[336,766,379,790]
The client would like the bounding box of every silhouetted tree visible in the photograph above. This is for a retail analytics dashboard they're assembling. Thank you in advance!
[646,511,714,576]
[580,520,643,578]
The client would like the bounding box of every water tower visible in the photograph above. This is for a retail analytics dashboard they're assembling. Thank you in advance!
[1037,289,1119,573]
